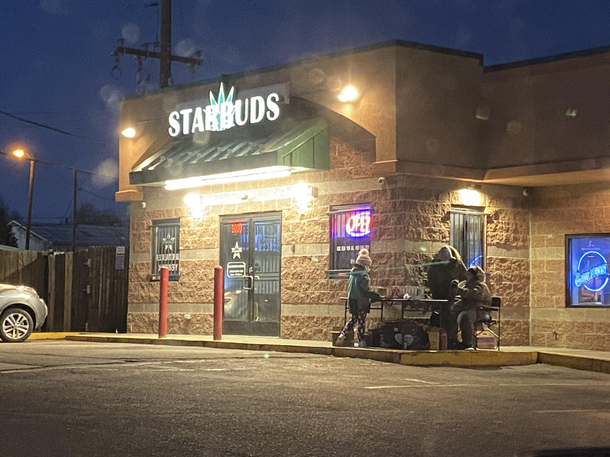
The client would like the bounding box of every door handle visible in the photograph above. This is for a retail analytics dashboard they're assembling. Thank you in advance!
[243,275,254,290]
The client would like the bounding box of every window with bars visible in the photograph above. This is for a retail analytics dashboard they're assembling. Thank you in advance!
[450,209,485,269]
[152,218,180,281]
[329,204,371,277]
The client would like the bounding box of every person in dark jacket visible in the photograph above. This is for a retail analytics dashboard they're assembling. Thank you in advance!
[335,249,381,348]
[427,245,467,329]
[448,265,492,349]
[427,246,467,300]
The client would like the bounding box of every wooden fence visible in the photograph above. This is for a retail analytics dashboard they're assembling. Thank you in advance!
[0,247,128,333]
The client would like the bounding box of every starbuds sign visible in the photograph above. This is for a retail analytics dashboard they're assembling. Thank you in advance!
[168,83,283,137]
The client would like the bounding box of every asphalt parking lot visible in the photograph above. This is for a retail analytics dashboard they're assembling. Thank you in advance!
[1,340,609,457]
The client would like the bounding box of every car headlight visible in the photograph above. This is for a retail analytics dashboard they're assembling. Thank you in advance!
[17,285,39,297]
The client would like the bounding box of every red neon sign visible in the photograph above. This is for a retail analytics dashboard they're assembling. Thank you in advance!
[346,211,371,238]
[231,223,243,234]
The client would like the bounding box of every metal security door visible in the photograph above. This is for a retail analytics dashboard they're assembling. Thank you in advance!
[450,209,486,269]
[220,213,281,336]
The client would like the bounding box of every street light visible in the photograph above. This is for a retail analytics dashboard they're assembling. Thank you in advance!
[8,148,36,250]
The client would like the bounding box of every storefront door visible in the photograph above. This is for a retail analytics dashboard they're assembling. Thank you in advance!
[220,213,281,336]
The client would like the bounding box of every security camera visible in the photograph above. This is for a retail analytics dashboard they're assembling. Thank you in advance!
[378,177,386,184]
[140,201,147,209]
[522,188,530,197]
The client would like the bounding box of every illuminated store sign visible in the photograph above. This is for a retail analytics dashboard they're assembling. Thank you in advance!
[330,205,372,276]
[575,251,608,291]
[346,211,371,238]
[168,83,281,136]
[566,235,610,307]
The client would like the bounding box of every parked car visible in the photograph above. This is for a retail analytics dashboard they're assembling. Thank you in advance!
[0,284,48,342]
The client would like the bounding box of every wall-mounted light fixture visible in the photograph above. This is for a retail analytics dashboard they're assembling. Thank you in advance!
[291,182,318,214]
[165,165,304,191]
[121,127,137,138]
[183,193,206,217]
[338,85,359,103]
[458,186,483,207]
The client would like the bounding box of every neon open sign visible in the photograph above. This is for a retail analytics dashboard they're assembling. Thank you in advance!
[345,211,371,238]
[575,250,609,292]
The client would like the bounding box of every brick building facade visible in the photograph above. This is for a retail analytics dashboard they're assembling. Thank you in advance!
[118,40,610,350]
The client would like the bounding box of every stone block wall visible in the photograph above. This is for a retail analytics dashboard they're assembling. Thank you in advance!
[530,182,610,351]
[127,136,530,345]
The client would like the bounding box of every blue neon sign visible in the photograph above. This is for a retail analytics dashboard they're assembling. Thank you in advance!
[575,250,609,292]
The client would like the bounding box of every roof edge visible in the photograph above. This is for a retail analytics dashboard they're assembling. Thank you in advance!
[122,39,483,102]
[484,44,610,73]
[8,220,49,243]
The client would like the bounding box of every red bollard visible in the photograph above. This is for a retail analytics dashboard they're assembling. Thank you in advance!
[158,267,169,338]
[213,265,223,340]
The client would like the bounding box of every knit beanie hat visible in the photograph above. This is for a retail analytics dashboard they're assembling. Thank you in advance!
[355,248,372,267]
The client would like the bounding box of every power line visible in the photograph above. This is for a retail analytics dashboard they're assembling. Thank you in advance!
[176,0,188,39]
[112,0,202,90]
[10,107,113,115]
[0,150,117,180]
[0,111,116,131]
[59,198,73,224]
[77,186,120,203]
[0,110,115,145]
[27,112,115,122]
[40,166,119,201]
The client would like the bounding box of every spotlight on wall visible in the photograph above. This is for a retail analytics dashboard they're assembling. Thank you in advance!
[291,183,318,214]
[338,85,359,103]
[458,187,483,207]
[523,188,530,197]
[184,193,206,217]
[121,127,136,138]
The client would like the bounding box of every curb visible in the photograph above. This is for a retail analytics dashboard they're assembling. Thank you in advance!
[65,335,537,368]
[537,351,610,375]
[30,332,82,340]
[401,350,538,367]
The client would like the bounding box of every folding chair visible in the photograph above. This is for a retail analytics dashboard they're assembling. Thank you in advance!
[474,296,501,350]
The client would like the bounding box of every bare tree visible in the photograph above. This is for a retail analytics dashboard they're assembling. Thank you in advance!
[0,198,19,247]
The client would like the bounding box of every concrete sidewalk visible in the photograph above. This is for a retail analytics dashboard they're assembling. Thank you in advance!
[26,331,608,374]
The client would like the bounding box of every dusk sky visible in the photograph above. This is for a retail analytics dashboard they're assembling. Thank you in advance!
[1,0,610,225]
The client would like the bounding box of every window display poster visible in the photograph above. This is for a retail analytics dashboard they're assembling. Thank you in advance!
[567,235,610,307]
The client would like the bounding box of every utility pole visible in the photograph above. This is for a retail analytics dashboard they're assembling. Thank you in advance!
[25,159,35,250]
[0,150,113,252]
[111,0,202,89]
[159,0,172,88]
[71,170,77,253]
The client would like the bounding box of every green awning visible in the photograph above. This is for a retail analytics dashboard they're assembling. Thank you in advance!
[129,117,329,186]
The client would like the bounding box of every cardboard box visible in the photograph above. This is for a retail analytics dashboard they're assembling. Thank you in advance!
[427,327,447,350]
[476,330,497,349]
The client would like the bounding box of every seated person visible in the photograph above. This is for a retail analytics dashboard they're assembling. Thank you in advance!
[447,265,491,350]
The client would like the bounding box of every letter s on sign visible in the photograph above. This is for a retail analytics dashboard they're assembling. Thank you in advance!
[168,111,180,137]
[266,93,280,121]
